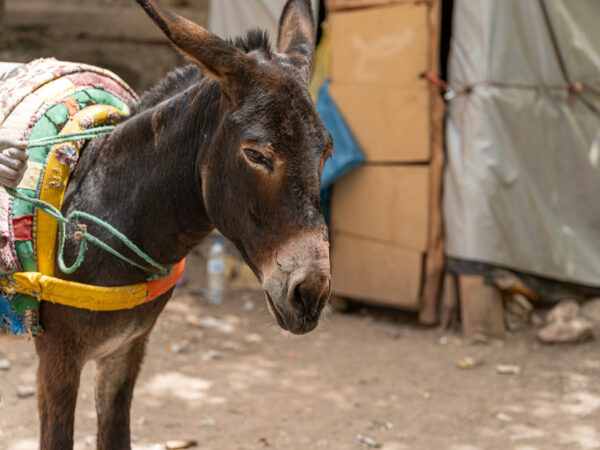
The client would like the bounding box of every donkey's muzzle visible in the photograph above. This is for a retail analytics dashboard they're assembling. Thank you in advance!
[261,231,331,334]
[264,268,330,335]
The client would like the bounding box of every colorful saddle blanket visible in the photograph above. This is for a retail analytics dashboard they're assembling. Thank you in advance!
[0,58,183,334]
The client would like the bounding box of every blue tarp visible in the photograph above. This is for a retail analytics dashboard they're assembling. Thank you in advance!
[316,80,365,222]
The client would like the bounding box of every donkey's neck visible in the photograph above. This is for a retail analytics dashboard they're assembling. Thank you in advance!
[60,79,222,285]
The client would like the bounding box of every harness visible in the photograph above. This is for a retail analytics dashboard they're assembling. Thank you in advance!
[0,59,184,335]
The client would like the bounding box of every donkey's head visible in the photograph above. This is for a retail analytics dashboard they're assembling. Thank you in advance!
[137,0,332,334]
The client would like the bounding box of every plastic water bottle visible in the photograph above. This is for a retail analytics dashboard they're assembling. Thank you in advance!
[206,237,226,304]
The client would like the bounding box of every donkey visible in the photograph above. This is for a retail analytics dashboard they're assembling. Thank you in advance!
[30,0,332,448]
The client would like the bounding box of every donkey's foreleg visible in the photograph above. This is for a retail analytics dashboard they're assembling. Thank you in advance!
[94,334,148,450]
[35,334,83,450]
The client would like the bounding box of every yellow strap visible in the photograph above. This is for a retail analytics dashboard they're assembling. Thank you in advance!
[4,102,175,311]
[3,272,150,311]
[36,104,129,276]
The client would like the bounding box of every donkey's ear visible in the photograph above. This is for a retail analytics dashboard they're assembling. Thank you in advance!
[136,0,249,95]
[277,0,316,85]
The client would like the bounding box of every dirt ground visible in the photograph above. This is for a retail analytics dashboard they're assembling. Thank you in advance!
[1,251,600,450]
[2,1,600,449]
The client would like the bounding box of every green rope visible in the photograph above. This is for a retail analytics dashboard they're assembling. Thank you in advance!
[5,126,168,276]
[27,125,116,148]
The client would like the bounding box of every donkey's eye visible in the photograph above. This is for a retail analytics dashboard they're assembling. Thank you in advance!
[243,148,272,169]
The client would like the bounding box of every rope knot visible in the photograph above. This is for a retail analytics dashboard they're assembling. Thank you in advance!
[568,82,583,95]
[73,224,87,240]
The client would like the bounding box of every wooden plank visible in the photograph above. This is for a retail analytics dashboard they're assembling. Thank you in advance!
[458,275,505,338]
[330,165,429,252]
[330,2,429,87]
[329,84,430,162]
[418,0,445,325]
[331,232,423,310]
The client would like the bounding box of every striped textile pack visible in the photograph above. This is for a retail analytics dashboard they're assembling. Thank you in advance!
[0,58,184,335]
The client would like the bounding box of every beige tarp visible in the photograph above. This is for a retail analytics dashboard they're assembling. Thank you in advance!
[209,0,319,40]
[444,0,600,287]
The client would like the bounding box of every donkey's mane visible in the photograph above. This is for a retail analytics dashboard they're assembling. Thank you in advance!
[134,64,202,112]
[233,28,271,55]
[134,29,271,113]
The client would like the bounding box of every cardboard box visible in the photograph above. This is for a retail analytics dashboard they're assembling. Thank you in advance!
[330,3,429,87]
[330,84,430,162]
[330,165,429,252]
[331,232,423,309]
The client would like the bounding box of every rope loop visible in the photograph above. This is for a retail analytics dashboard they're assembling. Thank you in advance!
[5,126,168,276]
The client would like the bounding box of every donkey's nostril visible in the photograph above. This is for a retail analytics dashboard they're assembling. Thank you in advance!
[291,283,307,312]
[288,273,329,315]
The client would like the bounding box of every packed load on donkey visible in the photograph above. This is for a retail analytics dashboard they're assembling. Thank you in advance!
[0,58,185,334]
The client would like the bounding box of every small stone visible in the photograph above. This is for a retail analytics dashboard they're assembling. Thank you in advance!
[356,434,382,448]
[201,349,222,361]
[84,435,97,446]
[200,417,215,426]
[457,356,477,369]
[495,364,521,375]
[16,385,35,398]
[194,316,233,333]
[170,343,183,353]
[373,420,393,430]
[537,317,594,344]
[168,341,189,354]
[537,299,595,344]
[0,358,10,371]
[496,412,514,422]
[86,411,97,419]
[546,300,580,322]
[438,336,449,345]
[243,300,255,311]
[165,439,197,449]
[245,333,263,343]
[422,391,432,400]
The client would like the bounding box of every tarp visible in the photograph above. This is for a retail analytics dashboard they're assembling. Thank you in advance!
[444,0,600,287]
[209,0,319,41]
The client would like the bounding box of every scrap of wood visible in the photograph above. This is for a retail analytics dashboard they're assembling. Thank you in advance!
[419,0,444,325]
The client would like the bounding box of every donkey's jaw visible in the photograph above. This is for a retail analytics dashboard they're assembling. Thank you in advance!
[265,290,324,335]
[261,231,331,334]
